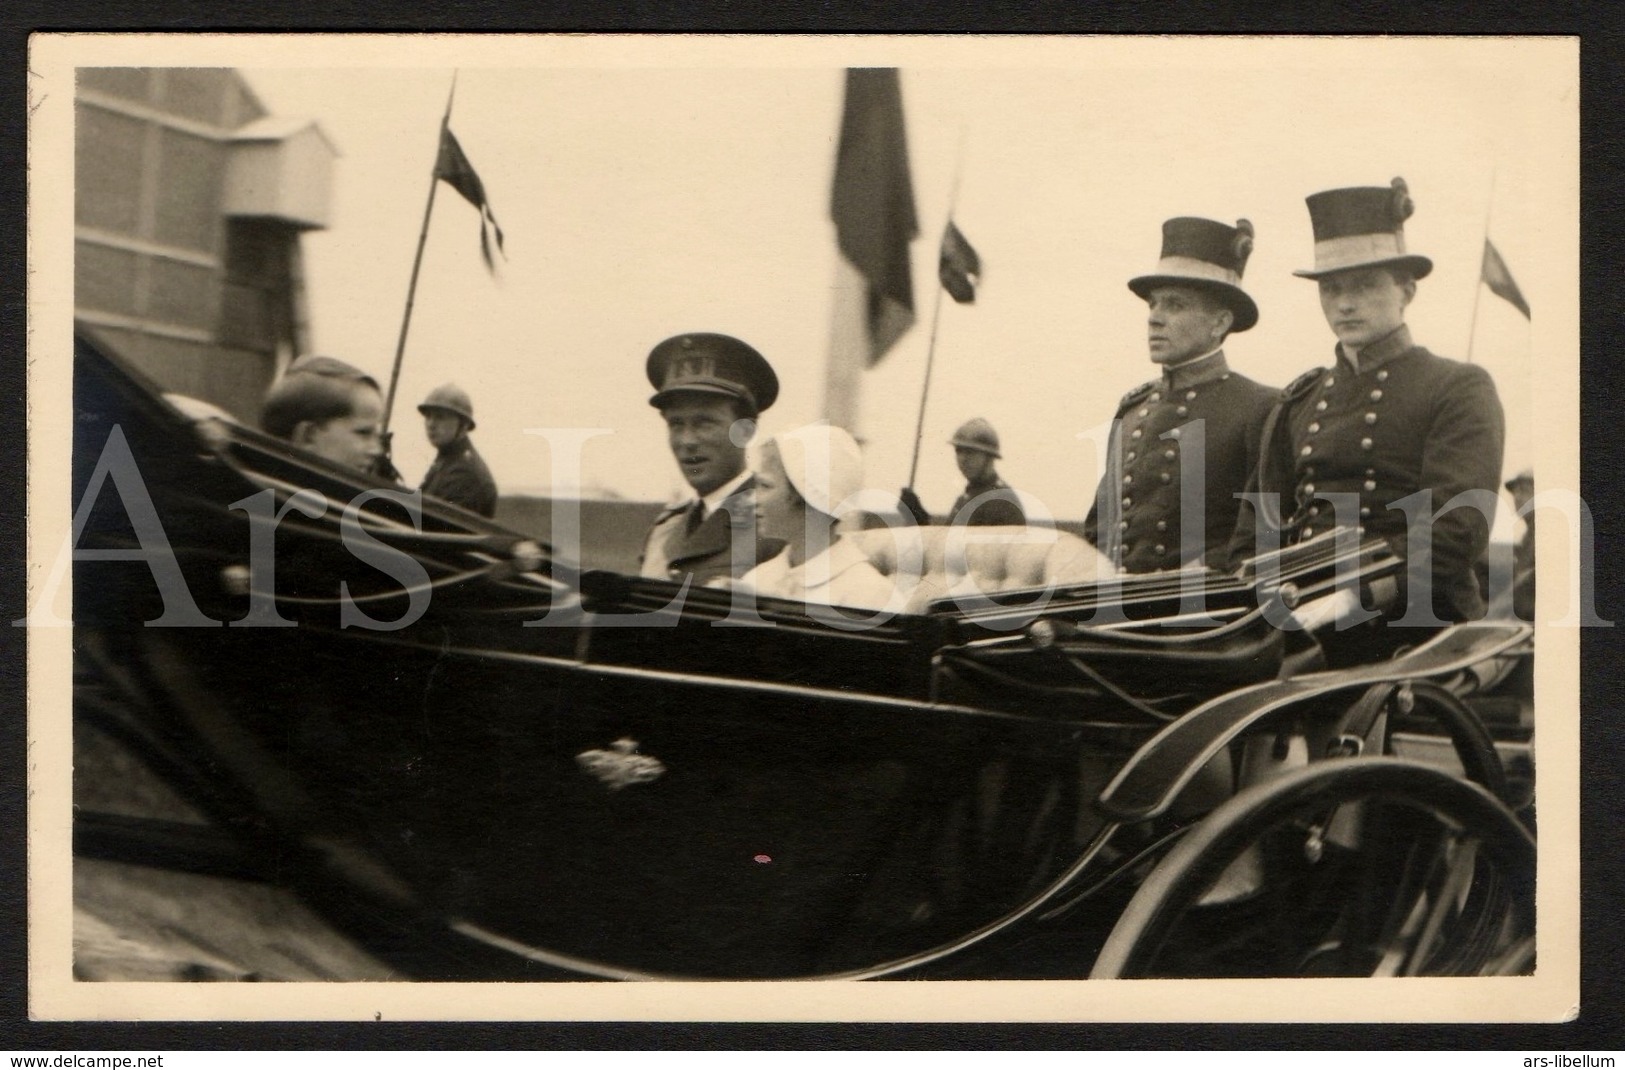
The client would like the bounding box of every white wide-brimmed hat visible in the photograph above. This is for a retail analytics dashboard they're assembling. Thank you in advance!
[770,422,865,518]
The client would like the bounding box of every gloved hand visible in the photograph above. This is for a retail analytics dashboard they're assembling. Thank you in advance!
[898,486,931,526]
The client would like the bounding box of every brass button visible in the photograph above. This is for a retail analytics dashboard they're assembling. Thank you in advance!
[1139,408,1149,418]
[1326,377,1336,388]
[1300,445,1313,457]
[1169,427,1182,439]
[1118,520,1129,531]
[1156,520,1167,532]
[1308,422,1321,434]
[1309,506,1321,518]
[1131,429,1143,439]
[1155,544,1167,555]
[1176,405,1188,416]
[1122,474,1133,485]
[1126,451,1137,461]
[1164,449,1177,460]
[1315,400,1328,412]
[1363,479,1377,492]
[1370,388,1384,401]
[1186,390,1197,400]
[1304,482,1316,495]
[1150,392,1162,402]
[1377,369,1389,381]
[1123,497,1133,508]
[1365,412,1378,425]
[1160,472,1171,484]
[1302,526,1314,538]
[1360,437,1373,450]
[1360,506,1372,518]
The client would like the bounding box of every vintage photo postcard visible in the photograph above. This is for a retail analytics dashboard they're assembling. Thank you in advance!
[25,33,1581,1023]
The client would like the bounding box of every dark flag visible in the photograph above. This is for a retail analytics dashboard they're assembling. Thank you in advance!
[830,68,919,366]
[1481,239,1530,319]
[938,220,981,304]
[435,127,506,271]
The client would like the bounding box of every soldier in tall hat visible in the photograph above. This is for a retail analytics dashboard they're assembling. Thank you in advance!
[1084,216,1277,572]
[1228,178,1506,652]
[639,332,786,586]
[417,382,499,517]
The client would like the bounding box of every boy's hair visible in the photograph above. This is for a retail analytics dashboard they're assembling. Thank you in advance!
[260,356,380,440]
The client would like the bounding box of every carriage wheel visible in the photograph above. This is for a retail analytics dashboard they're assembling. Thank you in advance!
[1089,758,1535,978]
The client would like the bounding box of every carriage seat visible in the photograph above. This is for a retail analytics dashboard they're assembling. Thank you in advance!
[845,524,1112,612]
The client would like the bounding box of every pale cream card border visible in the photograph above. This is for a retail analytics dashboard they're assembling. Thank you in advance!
[25,33,1581,1023]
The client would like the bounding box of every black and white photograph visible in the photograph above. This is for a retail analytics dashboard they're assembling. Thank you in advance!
[25,34,1580,1022]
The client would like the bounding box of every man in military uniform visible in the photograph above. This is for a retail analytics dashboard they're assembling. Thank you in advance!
[947,418,1026,526]
[639,332,785,586]
[898,418,1027,526]
[1084,217,1276,572]
[1228,178,1506,644]
[417,383,499,517]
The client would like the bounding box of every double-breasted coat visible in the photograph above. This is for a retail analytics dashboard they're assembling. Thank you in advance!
[1227,325,1506,622]
[1085,351,1276,573]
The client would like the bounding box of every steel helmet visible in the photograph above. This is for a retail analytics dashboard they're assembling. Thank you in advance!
[418,383,476,430]
[949,417,1001,459]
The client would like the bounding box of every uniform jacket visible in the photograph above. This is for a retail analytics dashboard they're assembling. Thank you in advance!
[639,475,785,587]
[1085,351,1275,573]
[421,437,498,518]
[950,476,1026,527]
[1227,326,1505,622]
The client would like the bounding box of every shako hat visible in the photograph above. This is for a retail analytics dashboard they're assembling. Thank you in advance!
[646,332,779,417]
[1294,177,1433,280]
[949,417,1002,459]
[1128,217,1259,332]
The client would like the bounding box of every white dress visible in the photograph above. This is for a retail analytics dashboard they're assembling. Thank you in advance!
[738,537,900,612]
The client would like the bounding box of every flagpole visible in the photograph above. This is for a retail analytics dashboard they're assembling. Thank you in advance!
[1465,167,1496,365]
[905,128,967,491]
[382,71,459,436]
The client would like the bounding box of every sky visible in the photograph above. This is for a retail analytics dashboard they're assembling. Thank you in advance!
[230,37,1573,526]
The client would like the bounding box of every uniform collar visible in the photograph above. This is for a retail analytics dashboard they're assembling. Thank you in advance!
[1337,325,1414,374]
[964,473,1008,493]
[1161,348,1230,392]
[698,467,754,519]
[435,435,473,460]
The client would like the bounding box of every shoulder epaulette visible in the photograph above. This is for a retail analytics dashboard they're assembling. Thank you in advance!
[1118,379,1158,412]
[1281,366,1329,401]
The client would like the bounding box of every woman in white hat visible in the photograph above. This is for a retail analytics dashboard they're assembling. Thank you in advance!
[737,423,899,611]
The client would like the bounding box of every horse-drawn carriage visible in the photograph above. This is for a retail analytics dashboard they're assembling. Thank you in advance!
[68,333,1536,981]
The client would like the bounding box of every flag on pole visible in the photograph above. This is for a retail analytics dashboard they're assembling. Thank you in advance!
[830,68,919,366]
[435,127,506,271]
[938,220,981,304]
[1481,239,1530,319]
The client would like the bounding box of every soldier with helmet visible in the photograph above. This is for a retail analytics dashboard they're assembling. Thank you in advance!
[1084,216,1277,572]
[1228,178,1505,649]
[418,382,498,517]
[946,418,1026,526]
[896,418,1026,527]
[640,332,786,586]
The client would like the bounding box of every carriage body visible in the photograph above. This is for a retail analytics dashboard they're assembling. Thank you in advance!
[67,334,1536,981]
